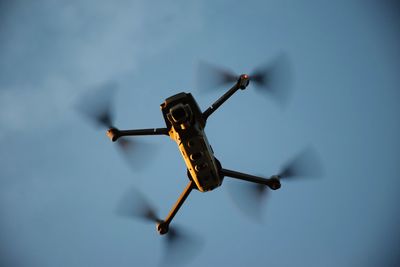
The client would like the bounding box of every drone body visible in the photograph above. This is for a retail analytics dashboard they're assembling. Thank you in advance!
[161,92,221,192]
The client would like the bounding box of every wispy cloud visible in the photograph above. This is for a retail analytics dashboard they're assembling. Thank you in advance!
[0,0,205,138]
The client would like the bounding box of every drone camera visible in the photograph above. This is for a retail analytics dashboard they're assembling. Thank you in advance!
[168,103,192,124]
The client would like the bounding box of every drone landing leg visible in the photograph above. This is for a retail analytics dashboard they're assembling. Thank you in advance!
[202,75,250,121]
[157,180,195,235]
[220,168,281,190]
[106,127,169,142]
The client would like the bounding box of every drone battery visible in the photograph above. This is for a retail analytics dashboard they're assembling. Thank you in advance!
[178,135,221,192]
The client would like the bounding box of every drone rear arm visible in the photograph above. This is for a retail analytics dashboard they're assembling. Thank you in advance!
[156,180,195,235]
[220,168,281,190]
[202,75,250,121]
[106,127,169,142]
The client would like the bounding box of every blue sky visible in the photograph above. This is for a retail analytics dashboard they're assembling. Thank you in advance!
[1,0,399,266]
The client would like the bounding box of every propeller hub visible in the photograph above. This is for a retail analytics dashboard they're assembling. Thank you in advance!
[268,177,281,190]
[238,74,250,89]
[157,221,169,235]
[106,128,120,142]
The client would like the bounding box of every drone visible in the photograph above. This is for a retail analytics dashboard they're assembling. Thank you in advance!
[107,73,284,235]
[78,56,321,240]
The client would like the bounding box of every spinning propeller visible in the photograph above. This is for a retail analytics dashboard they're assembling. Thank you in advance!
[75,82,154,170]
[75,82,117,129]
[117,187,203,266]
[198,53,292,106]
[277,147,324,180]
[227,147,323,220]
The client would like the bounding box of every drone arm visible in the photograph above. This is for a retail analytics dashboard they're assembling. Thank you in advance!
[157,180,195,235]
[202,75,250,121]
[107,127,169,142]
[220,168,281,190]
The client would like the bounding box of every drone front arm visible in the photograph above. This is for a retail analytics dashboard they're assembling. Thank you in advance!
[202,75,250,121]
[106,127,169,142]
[220,168,281,190]
[156,180,195,235]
